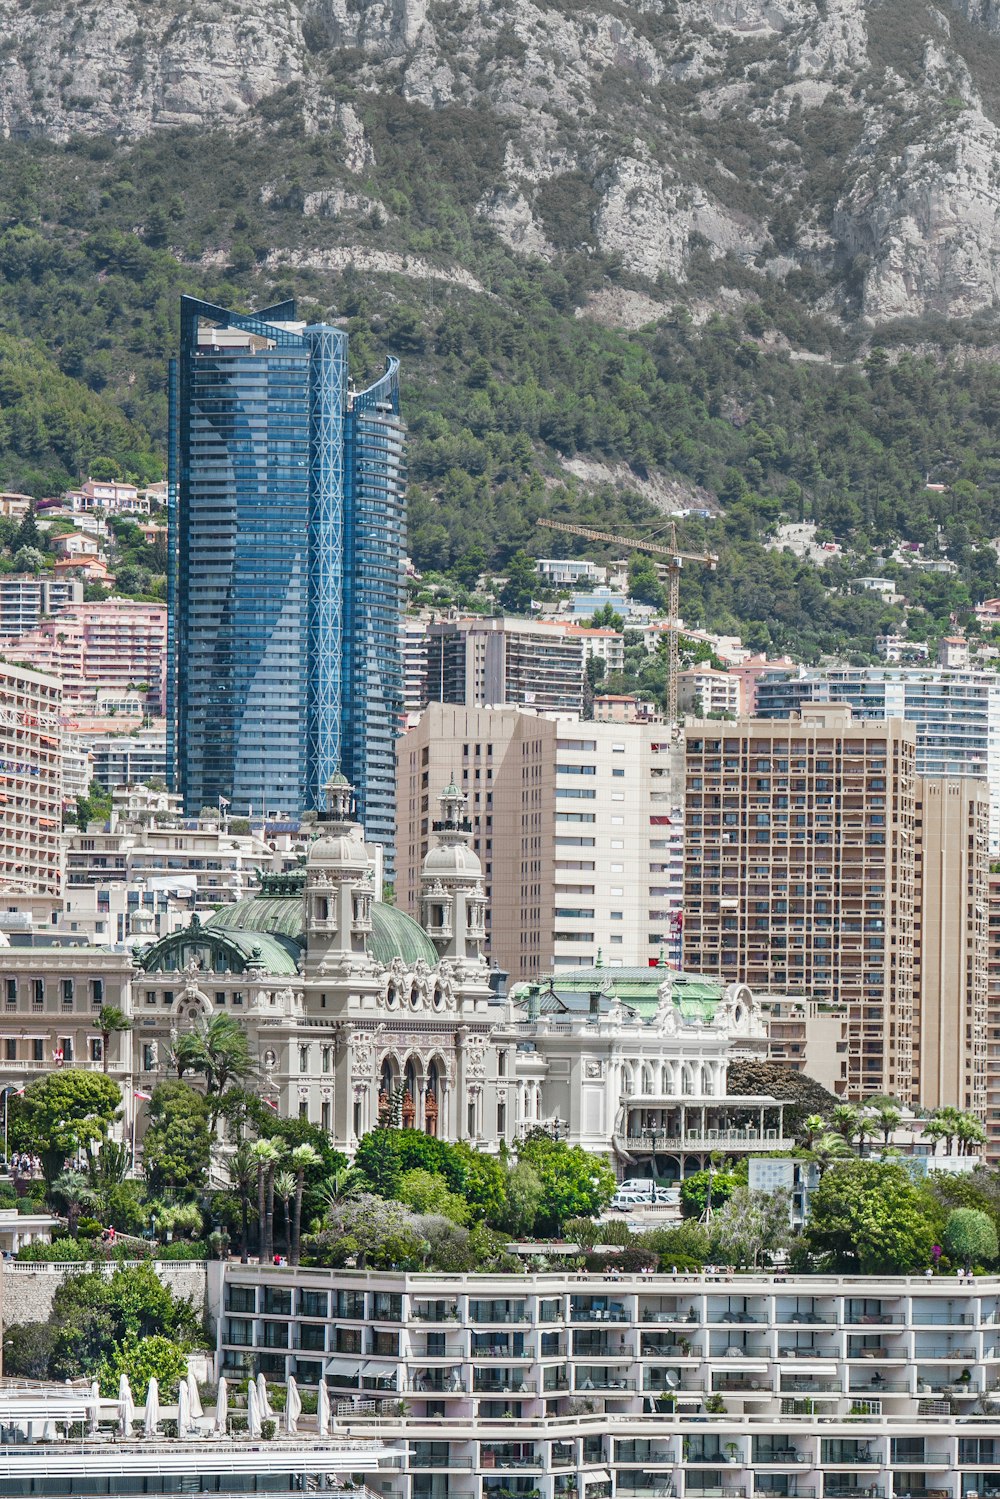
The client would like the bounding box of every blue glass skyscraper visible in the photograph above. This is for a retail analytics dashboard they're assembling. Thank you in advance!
[167,296,405,862]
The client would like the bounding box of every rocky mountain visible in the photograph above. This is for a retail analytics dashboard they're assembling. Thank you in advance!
[3,0,1000,324]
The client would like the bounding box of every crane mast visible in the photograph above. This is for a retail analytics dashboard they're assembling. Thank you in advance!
[537,517,718,723]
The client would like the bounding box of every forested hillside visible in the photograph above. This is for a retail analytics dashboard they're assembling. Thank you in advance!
[4,0,1000,657]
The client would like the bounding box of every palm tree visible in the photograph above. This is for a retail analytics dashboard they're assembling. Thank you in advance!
[250,1139,283,1263]
[274,1170,295,1258]
[170,1030,203,1080]
[957,1112,987,1155]
[289,1144,321,1266]
[97,1005,132,1075]
[230,1142,258,1264]
[855,1116,879,1158]
[50,1170,97,1238]
[808,1132,851,1179]
[873,1104,902,1147]
[930,1106,965,1155]
[831,1103,860,1150]
[801,1114,826,1150]
[197,1014,254,1098]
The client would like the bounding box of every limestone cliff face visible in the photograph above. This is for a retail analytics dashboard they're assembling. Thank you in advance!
[4,0,1000,324]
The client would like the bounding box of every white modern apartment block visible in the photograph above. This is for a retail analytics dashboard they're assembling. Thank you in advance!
[397,704,685,977]
[677,666,740,719]
[212,1263,1000,1499]
[0,573,82,637]
[756,666,1000,853]
[537,557,608,587]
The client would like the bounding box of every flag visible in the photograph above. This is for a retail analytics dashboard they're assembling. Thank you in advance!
[218,796,230,810]
[263,1097,279,1112]
[133,1088,152,1101]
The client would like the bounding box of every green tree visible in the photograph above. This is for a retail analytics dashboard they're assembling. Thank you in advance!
[944,1208,998,1272]
[11,1070,121,1184]
[587,601,625,631]
[96,1332,188,1401]
[289,1142,321,1266]
[453,1142,507,1224]
[710,1187,790,1268]
[628,554,665,608]
[229,1141,259,1264]
[680,1167,743,1220]
[250,1138,284,1263]
[97,1005,132,1075]
[498,550,538,613]
[353,1129,403,1198]
[499,1161,544,1236]
[516,1130,616,1233]
[311,1193,426,1269]
[397,1168,470,1225]
[274,1170,295,1257]
[49,1170,97,1238]
[141,1081,212,1196]
[190,1013,254,1104]
[805,1161,938,1274]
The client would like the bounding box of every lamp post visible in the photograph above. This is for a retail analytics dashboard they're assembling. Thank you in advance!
[645,1121,664,1181]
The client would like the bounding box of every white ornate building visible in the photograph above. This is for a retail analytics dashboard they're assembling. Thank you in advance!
[0,779,788,1174]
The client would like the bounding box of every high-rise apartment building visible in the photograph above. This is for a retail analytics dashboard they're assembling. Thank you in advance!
[0,574,82,637]
[0,662,62,897]
[168,296,405,860]
[913,777,989,1115]
[424,616,589,714]
[757,665,1000,852]
[683,707,990,1106]
[986,869,1000,1161]
[397,703,684,978]
[683,707,919,1100]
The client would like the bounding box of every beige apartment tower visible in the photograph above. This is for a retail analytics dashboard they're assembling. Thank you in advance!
[0,661,62,897]
[683,706,918,1101]
[397,703,685,979]
[913,778,988,1117]
[684,706,990,1109]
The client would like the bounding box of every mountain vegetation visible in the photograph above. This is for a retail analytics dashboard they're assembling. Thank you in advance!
[4,1,1000,651]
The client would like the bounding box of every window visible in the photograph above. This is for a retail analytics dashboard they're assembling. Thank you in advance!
[321,1047,331,1074]
[215,991,226,1007]
[90,1039,102,1063]
[226,1285,256,1314]
[32,1040,43,1062]
[299,1045,309,1072]
[3,1039,14,1061]
[4,979,14,1007]
[90,978,104,1007]
[32,979,44,1008]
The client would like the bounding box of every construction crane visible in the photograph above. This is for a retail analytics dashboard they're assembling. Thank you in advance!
[537,517,719,724]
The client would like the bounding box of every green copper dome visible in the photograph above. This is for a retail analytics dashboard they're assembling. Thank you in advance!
[206,892,439,969]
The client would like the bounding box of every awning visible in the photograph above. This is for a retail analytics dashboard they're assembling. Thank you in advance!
[326,1364,360,1381]
[586,1473,611,1486]
[362,1360,398,1380]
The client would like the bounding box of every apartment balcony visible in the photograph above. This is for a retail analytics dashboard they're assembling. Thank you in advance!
[473,1375,537,1395]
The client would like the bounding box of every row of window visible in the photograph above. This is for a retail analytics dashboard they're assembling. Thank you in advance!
[4,978,104,1008]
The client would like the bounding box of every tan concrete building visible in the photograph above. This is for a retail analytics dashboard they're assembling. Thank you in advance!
[912,777,989,1116]
[683,707,990,1109]
[0,662,62,898]
[397,703,685,979]
[683,706,919,1101]
[984,869,1000,1161]
[425,616,588,714]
